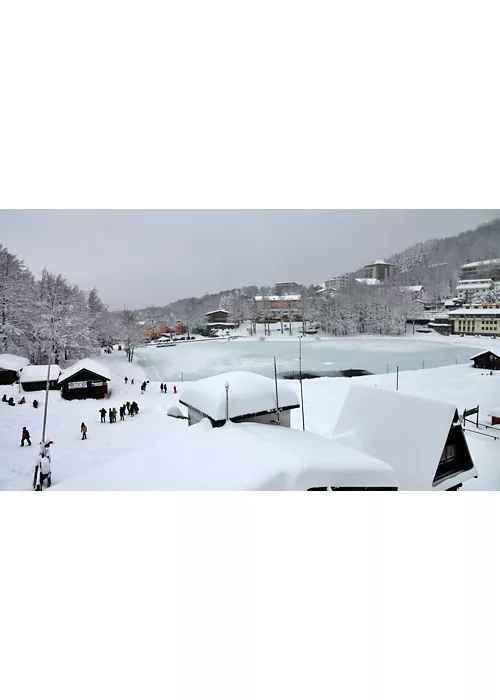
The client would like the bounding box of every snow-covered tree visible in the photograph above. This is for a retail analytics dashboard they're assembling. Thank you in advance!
[471,288,500,305]
[0,245,35,355]
[119,309,144,362]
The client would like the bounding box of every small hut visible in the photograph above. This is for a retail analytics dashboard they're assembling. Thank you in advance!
[58,359,110,400]
[331,385,476,491]
[470,350,500,371]
[179,371,300,428]
[0,354,30,385]
[19,365,61,392]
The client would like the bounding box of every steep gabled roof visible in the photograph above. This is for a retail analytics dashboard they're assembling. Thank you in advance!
[58,359,110,384]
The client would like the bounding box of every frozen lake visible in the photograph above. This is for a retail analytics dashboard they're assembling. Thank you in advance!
[133,337,481,382]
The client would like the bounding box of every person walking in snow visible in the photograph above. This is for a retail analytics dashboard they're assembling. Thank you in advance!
[160,383,164,392]
[33,399,38,409]
[112,407,118,423]
[163,383,167,393]
[99,407,107,423]
[119,405,125,421]
[81,422,88,440]
[109,407,114,423]
[21,427,31,446]
[126,401,131,416]
[124,376,128,384]
[173,385,177,394]
[131,379,134,385]
[2,394,7,402]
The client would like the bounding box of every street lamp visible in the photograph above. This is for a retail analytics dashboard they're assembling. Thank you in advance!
[299,334,305,431]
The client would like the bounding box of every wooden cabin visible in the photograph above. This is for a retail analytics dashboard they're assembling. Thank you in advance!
[58,360,111,400]
[470,350,500,371]
[0,354,29,385]
[19,365,61,392]
[204,309,237,329]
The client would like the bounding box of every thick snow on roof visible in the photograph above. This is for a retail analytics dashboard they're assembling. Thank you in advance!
[58,359,111,384]
[403,285,424,292]
[0,354,29,372]
[366,260,392,266]
[331,385,470,490]
[254,295,301,302]
[449,308,500,316]
[20,364,61,383]
[54,421,397,491]
[179,371,300,421]
[462,259,500,269]
[355,278,381,286]
[204,309,230,316]
[470,350,500,360]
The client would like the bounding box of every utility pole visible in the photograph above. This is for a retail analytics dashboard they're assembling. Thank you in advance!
[225,382,229,423]
[41,311,56,444]
[273,357,280,426]
[299,335,305,431]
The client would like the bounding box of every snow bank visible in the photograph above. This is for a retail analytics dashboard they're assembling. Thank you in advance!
[58,359,111,384]
[0,354,30,372]
[331,384,474,490]
[53,422,397,491]
[179,371,300,421]
[19,365,61,383]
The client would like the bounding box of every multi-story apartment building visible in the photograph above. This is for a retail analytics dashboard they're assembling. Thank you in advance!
[449,303,500,336]
[274,281,301,296]
[460,259,500,282]
[455,278,494,303]
[364,260,395,283]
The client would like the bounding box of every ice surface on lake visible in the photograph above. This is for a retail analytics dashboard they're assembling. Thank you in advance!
[134,337,480,382]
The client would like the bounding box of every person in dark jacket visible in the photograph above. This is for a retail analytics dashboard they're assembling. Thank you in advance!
[173,385,177,394]
[160,383,164,392]
[2,394,7,402]
[81,422,88,440]
[8,397,15,406]
[124,377,128,384]
[21,427,31,446]
[99,407,107,423]
[119,405,125,421]
[126,401,131,416]
[33,399,38,409]
[108,407,113,423]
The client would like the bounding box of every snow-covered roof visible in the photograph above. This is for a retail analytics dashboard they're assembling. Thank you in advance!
[449,308,500,316]
[254,295,301,302]
[179,371,300,421]
[355,278,381,286]
[20,365,61,383]
[204,309,230,316]
[331,385,472,490]
[0,354,30,372]
[470,350,500,360]
[403,285,424,292]
[58,359,111,384]
[207,322,236,327]
[53,421,398,491]
[365,260,392,266]
[462,259,500,269]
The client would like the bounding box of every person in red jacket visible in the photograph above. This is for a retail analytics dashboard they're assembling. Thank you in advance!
[21,427,31,446]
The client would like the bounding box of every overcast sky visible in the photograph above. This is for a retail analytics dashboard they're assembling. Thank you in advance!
[1,210,499,310]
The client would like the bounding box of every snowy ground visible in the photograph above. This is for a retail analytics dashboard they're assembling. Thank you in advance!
[1,336,499,490]
[136,331,480,381]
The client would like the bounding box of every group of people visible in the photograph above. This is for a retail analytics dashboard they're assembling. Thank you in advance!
[3,394,38,408]
[160,383,177,393]
[99,402,139,424]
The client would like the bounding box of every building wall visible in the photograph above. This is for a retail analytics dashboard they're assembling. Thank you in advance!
[187,407,292,427]
[364,264,394,283]
[452,315,500,336]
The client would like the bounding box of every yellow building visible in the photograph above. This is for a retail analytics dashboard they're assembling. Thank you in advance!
[364,260,395,283]
[449,304,500,336]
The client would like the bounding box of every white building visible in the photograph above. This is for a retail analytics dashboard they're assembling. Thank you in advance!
[455,278,493,302]
[402,285,425,301]
[355,278,381,287]
[179,371,300,428]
